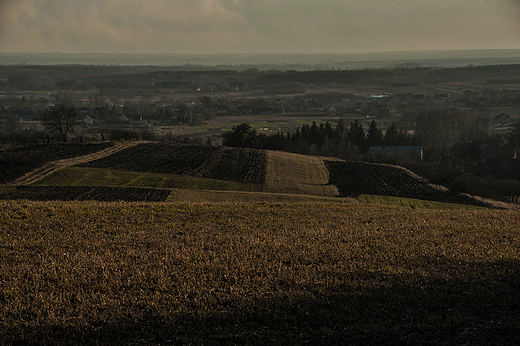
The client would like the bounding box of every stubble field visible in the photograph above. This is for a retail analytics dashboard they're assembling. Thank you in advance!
[1,200,520,345]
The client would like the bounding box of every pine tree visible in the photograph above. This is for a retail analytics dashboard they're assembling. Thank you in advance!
[349,120,365,149]
[384,124,399,146]
[366,120,383,147]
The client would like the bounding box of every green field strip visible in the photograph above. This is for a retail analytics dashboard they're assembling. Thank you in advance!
[165,188,356,203]
[358,194,481,210]
[34,167,263,192]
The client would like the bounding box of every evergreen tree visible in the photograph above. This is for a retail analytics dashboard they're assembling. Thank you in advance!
[366,120,383,147]
[310,121,320,145]
[397,130,414,146]
[324,122,334,140]
[335,118,347,137]
[384,124,399,146]
[349,120,365,148]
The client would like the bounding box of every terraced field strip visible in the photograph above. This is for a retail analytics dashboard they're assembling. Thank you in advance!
[79,144,267,185]
[263,151,339,197]
[35,167,263,192]
[358,194,482,210]
[166,188,357,203]
[0,185,170,202]
[324,160,513,209]
[11,142,139,186]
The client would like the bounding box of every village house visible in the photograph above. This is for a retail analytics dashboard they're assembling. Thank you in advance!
[34,123,45,132]
[82,115,94,126]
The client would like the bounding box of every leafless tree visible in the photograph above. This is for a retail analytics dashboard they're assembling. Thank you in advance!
[41,104,79,142]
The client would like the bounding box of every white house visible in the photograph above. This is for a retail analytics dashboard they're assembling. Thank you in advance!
[82,116,94,125]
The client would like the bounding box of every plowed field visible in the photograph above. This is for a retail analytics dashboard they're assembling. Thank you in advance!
[0,142,114,184]
[325,160,498,208]
[80,143,267,184]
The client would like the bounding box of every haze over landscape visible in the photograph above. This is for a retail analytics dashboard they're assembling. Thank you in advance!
[3,1,520,345]
[1,0,519,55]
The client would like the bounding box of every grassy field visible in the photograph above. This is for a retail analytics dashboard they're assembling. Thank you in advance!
[165,189,355,203]
[357,194,483,210]
[1,200,520,345]
[35,167,263,192]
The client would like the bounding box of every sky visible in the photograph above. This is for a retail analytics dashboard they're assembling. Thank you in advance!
[0,0,519,54]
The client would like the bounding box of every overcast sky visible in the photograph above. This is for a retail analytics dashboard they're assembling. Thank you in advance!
[0,0,519,54]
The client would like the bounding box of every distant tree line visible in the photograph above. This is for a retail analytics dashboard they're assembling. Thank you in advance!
[223,120,418,159]
[223,119,520,202]
[224,107,519,163]
[5,64,520,92]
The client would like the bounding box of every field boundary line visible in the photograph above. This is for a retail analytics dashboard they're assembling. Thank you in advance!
[11,142,140,186]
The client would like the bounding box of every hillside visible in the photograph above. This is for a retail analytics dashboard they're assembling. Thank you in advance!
[0,142,516,208]
[1,201,520,345]
[79,143,267,185]
[0,142,114,184]
[325,160,502,208]
[263,151,339,197]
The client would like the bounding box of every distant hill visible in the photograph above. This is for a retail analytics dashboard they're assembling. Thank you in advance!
[0,142,516,208]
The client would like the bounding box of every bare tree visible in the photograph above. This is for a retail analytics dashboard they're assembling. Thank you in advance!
[41,104,79,142]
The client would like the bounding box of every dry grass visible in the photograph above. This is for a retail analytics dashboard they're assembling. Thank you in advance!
[263,151,338,197]
[1,200,520,345]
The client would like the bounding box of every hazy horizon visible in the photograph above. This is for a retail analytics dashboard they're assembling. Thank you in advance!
[1,1,519,55]
[1,49,519,69]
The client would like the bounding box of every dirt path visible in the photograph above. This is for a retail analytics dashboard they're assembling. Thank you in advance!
[11,142,140,186]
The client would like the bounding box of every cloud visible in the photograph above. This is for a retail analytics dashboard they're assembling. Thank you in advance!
[222,0,520,52]
[0,0,518,53]
[0,0,252,52]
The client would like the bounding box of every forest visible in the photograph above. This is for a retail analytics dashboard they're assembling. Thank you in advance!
[2,64,520,92]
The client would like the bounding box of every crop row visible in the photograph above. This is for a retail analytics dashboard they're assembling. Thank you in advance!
[193,147,267,184]
[0,142,114,184]
[81,143,267,184]
[81,143,219,175]
[325,160,498,208]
